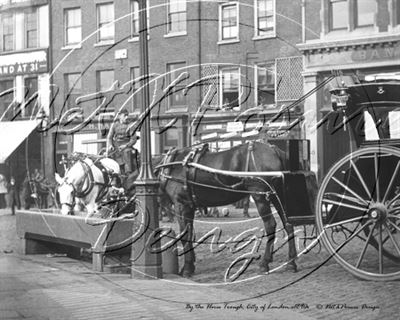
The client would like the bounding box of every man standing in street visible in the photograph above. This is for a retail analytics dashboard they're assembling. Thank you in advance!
[107,109,139,175]
[0,173,7,209]
[7,177,20,215]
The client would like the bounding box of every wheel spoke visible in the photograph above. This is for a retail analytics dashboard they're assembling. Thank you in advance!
[387,214,400,220]
[331,177,369,206]
[324,216,367,229]
[374,153,380,202]
[388,193,400,208]
[322,198,368,212]
[356,222,377,268]
[384,221,400,258]
[389,206,400,213]
[325,192,368,206]
[350,159,372,200]
[334,220,374,252]
[378,224,383,274]
[388,220,400,232]
[383,161,400,203]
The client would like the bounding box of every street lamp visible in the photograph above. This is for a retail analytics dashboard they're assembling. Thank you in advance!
[131,0,162,279]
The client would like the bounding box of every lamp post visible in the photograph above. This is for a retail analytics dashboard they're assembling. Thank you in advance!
[131,0,162,279]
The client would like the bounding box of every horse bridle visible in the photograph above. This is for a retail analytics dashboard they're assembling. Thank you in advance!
[59,178,77,209]
[58,160,99,209]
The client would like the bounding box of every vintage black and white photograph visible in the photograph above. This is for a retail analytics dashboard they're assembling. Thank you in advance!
[0,0,399,319]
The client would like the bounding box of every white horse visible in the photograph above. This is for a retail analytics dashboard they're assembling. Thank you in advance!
[55,156,121,216]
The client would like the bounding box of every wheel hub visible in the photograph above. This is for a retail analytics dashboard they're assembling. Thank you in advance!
[368,203,388,222]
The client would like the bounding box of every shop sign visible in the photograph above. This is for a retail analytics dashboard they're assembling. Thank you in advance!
[352,45,400,62]
[226,121,244,132]
[0,50,48,77]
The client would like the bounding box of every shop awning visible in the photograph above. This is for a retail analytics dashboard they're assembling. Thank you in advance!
[0,120,39,164]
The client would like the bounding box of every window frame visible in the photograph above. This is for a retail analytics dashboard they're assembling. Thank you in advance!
[64,73,82,109]
[130,0,150,40]
[219,2,239,43]
[64,7,82,46]
[255,62,276,108]
[329,0,349,31]
[166,62,187,110]
[1,13,14,52]
[96,2,115,43]
[326,0,378,33]
[254,0,275,39]
[23,76,38,119]
[24,7,38,49]
[219,67,241,110]
[0,79,15,120]
[355,0,376,28]
[166,0,187,35]
[96,69,115,93]
[130,66,142,112]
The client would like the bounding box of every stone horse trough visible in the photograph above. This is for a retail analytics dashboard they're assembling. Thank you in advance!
[16,210,134,272]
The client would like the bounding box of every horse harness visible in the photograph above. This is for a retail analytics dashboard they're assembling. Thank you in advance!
[158,142,270,208]
[64,159,114,204]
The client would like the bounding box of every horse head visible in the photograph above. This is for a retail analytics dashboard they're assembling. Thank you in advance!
[55,172,76,215]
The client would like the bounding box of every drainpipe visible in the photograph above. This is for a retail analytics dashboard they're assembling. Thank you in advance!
[301,0,306,43]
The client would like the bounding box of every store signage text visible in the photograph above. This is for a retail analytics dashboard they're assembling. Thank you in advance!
[0,50,48,77]
[351,45,400,62]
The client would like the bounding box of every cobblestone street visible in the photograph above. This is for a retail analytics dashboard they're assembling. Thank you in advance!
[1,208,399,319]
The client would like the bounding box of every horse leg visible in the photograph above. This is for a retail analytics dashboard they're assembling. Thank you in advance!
[271,195,298,272]
[252,194,276,273]
[176,202,196,277]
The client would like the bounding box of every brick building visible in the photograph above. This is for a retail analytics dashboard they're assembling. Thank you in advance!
[44,0,305,175]
[0,0,50,182]
[298,0,400,177]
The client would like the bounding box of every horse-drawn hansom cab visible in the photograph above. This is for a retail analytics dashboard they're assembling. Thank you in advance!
[51,78,400,281]
[316,79,400,280]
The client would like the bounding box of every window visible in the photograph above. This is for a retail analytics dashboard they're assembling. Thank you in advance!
[356,0,375,27]
[255,0,274,36]
[167,0,186,34]
[65,8,81,45]
[256,63,275,106]
[130,67,142,112]
[25,8,37,48]
[167,62,186,109]
[1,13,14,51]
[327,0,377,31]
[130,0,149,39]
[73,133,98,155]
[220,67,240,109]
[162,128,179,153]
[97,3,114,42]
[0,80,14,120]
[220,3,239,41]
[23,77,38,118]
[329,0,348,30]
[97,70,114,92]
[65,73,82,108]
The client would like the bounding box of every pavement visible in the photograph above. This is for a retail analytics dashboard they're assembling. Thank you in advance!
[0,208,315,320]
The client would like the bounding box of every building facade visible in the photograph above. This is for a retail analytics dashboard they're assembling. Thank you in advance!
[298,0,400,177]
[44,0,305,175]
[0,0,50,182]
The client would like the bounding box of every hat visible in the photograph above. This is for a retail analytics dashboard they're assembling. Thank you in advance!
[117,109,129,116]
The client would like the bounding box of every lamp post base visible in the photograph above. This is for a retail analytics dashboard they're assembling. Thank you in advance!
[131,179,162,279]
[131,265,163,280]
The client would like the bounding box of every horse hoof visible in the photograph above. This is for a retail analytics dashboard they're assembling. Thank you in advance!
[286,263,297,273]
